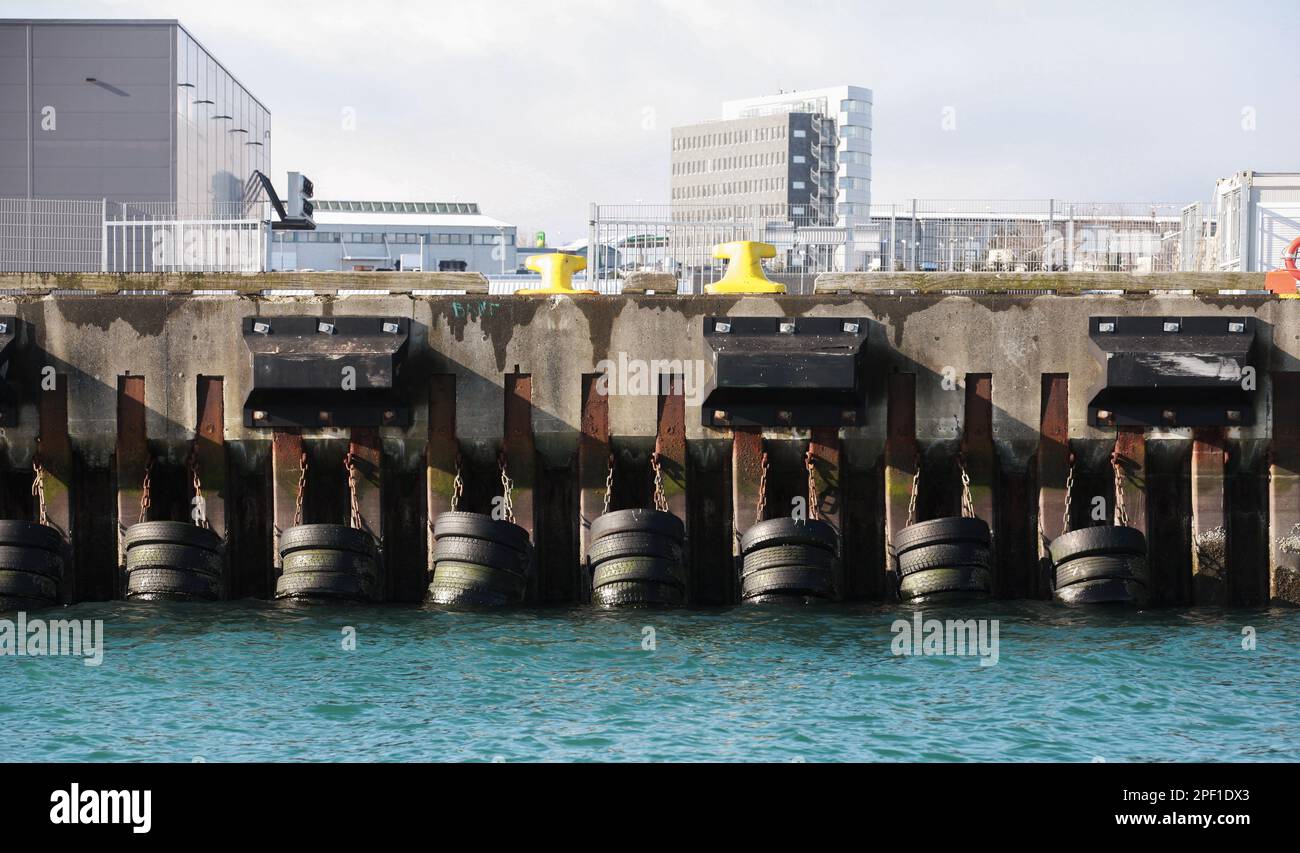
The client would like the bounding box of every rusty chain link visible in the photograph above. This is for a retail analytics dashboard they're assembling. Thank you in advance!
[138,456,154,525]
[1062,452,1076,535]
[31,453,47,528]
[906,452,921,527]
[804,446,821,522]
[755,451,770,524]
[450,452,464,513]
[498,450,515,524]
[293,451,308,527]
[957,451,975,520]
[603,453,615,515]
[344,450,362,530]
[1112,444,1129,528]
[650,448,669,514]
[187,443,209,529]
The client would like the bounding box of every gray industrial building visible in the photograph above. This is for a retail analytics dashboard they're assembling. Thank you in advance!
[670,85,873,227]
[0,18,270,208]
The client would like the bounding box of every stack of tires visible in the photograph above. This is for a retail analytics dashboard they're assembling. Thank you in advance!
[428,512,531,608]
[892,518,992,603]
[740,518,840,604]
[276,524,379,604]
[125,521,224,602]
[587,509,685,608]
[1049,526,1149,607]
[0,521,63,610]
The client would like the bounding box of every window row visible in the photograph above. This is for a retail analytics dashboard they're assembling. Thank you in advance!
[672,178,789,200]
[672,124,788,151]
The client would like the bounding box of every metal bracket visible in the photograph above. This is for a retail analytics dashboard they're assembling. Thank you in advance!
[1087,316,1256,428]
[242,316,410,428]
[702,316,869,428]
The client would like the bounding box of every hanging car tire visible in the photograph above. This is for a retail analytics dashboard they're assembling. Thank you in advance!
[427,583,512,609]
[281,548,377,577]
[276,570,370,601]
[126,567,221,599]
[590,509,685,543]
[592,580,684,608]
[277,524,378,604]
[430,562,527,599]
[0,545,63,580]
[587,531,683,567]
[0,569,58,601]
[892,517,991,557]
[432,512,531,554]
[741,566,836,599]
[740,544,836,576]
[898,566,992,601]
[279,524,376,558]
[592,557,685,590]
[740,518,838,556]
[1055,577,1149,607]
[124,521,222,554]
[0,520,64,553]
[1054,554,1148,589]
[125,543,222,578]
[1048,525,1147,565]
[432,536,529,575]
[123,522,225,602]
[896,542,992,578]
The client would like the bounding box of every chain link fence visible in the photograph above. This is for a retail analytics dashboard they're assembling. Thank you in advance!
[589,201,1204,292]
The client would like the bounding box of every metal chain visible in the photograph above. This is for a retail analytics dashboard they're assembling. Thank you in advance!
[1062,452,1075,535]
[498,450,515,524]
[138,456,153,525]
[187,443,208,529]
[957,451,975,520]
[344,451,362,530]
[450,452,464,513]
[906,452,921,527]
[804,446,821,522]
[603,453,614,515]
[293,451,308,527]
[1112,445,1129,528]
[650,448,669,514]
[755,451,769,524]
[31,454,47,527]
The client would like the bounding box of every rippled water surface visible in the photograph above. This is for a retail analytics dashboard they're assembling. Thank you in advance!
[1,599,1296,762]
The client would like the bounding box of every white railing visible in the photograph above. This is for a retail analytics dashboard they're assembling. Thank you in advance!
[0,199,270,273]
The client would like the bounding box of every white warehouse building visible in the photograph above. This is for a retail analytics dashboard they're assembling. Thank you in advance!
[270,200,517,273]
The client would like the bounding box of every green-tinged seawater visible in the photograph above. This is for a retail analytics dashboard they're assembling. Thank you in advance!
[0,599,1295,762]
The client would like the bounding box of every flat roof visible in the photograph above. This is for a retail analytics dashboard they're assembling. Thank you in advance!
[317,200,482,216]
[0,18,270,113]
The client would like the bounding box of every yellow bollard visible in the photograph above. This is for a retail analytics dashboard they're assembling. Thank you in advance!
[704,241,787,295]
[516,253,598,296]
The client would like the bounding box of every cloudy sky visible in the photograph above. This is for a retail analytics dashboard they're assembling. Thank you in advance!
[5,0,1297,240]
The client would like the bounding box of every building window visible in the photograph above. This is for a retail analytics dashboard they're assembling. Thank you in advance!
[793,155,806,164]
[793,129,806,138]
[792,181,805,190]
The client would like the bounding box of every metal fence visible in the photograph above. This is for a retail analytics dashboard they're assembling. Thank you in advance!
[0,199,270,273]
[590,200,1206,292]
